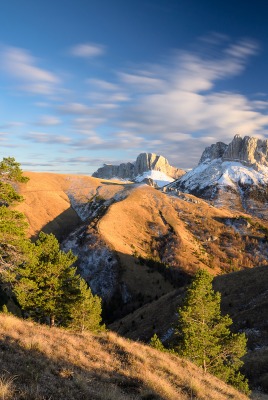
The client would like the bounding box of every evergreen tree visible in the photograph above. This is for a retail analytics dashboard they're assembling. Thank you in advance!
[0,157,31,280]
[175,270,249,394]
[69,277,103,332]
[150,333,166,351]
[14,232,80,327]
[0,157,29,206]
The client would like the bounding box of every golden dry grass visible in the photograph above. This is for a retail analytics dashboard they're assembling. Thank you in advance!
[15,172,126,238]
[0,373,15,400]
[0,313,249,400]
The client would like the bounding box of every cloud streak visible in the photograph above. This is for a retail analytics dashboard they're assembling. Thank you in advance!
[70,43,105,58]
[1,46,60,95]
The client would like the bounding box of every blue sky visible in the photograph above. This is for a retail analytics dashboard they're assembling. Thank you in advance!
[1,0,268,174]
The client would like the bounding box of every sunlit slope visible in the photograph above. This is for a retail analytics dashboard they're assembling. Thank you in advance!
[0,314,248,400]
[111,266,268,394]
[15,172,127,238]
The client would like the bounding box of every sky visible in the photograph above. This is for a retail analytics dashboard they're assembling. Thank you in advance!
[2,0,268,174]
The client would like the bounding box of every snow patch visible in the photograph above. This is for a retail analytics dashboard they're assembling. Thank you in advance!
[135,170,174,187]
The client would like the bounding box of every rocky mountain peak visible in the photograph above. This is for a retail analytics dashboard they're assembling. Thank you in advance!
[222,134,268,167]
[167,134,268,219]
[199,134,268,169]
[199,141,227,164]
[92,152,184,183]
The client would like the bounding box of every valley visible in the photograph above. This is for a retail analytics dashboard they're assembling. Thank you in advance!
[1,135,267,398]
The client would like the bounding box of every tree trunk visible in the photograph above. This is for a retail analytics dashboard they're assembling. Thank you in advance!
[50,315,55,327]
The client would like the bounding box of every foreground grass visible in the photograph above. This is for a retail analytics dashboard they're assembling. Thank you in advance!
[0,314,249,400]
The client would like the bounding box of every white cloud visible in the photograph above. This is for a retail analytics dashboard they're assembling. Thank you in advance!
[58,102,94,115]
[119,72,165,91]
[24,132,71,144]
[102,37,268,167]
[1,46,60,95]
[70,43,105,58]
[37,115,61,126]
[87,78,119,91]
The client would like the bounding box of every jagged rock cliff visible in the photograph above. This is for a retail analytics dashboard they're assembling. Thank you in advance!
[92,162,134,180]
[92,153,184,183]
[167,135,268,218]
[200,134,268,169]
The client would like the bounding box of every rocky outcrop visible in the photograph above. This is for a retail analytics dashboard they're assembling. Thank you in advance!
[199,134,268,169]
[167,135,268,219]
[222,135,268,168]
[92,162,134,180]
[199,142,228,164]
[92,153,184,181]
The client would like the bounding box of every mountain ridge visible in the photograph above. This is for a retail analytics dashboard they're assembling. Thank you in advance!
[167,134,268,218]
[92,152,185,186]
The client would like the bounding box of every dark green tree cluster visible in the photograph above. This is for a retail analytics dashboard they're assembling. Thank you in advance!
[175,270,249,394]
[0,157,29,206]
[0,157,103,332]
[13,232,103,331]
[0,158,30,279]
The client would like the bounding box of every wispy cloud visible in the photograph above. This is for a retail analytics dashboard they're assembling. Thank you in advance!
[104,37,268,167]
[5,36,268,172]
[57,102,94,115]
[24,131,71,144]
[87,78,119,91]
[1,46,60,95]
[36,115,61,126]
[70,43,105,58]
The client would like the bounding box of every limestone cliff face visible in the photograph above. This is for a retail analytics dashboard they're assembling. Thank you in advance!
[92,162,134,180]
[168,134,268,219]
[199,134,268,169]
[199,142,228,164]
[222,135,268,168]
[92,153,184,180]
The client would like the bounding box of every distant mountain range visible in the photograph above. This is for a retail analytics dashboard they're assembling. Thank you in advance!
[167,134,268,218]
[12,134,268,394]
[92,152,185,187]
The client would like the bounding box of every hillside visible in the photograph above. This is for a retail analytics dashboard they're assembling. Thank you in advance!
[110,265,268,394]
[0,313,249,400]
[15,172,268,321]
[11,170,268,394]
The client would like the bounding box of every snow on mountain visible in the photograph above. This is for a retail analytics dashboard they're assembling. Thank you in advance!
[167,135,268,218]
[176,159,268,192]
[92,152,184,183]
[135,170,174,187]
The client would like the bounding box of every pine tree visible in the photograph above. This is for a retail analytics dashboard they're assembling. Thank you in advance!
[175,269,249,394]
[0,157,31,280]
[68,278,103,333]
[14,232,80,327]
[150,334,166,351]
[0,157,29,206]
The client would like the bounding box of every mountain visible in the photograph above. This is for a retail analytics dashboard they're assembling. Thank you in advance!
[167,135,268,218]
[16,172,268,315]
[92,152,185,187]
[13,170,268,394]
[111,265,268,394]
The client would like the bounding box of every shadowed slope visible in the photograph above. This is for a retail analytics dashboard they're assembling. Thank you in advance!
[0,314,248,400]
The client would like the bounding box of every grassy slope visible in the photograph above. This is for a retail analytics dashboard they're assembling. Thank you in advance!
[0,313,249,400]
[13,172,268,394]
[110,266,268,394]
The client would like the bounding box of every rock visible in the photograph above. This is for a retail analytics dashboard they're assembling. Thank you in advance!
[222,134,268,168]
[141,177,159,188]
[92,153,184,181]
[167,134,268,219]
[199,142,228,164]
[198,134,268,169]
[92,162,134,180]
